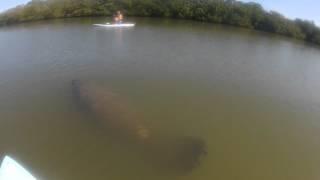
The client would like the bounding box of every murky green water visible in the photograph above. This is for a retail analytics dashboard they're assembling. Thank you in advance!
[1,17,320,180]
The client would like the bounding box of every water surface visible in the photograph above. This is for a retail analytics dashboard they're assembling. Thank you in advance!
[1,17,320,180]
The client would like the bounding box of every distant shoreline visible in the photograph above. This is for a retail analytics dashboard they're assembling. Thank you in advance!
[0,0,319,46]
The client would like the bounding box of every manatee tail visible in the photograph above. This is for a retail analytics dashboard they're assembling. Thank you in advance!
[144,136,207,174]
[169,136,207,173]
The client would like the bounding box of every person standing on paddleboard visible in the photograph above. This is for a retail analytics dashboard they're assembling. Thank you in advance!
[114,11,124,24]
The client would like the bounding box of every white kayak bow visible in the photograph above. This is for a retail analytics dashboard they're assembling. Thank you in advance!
[0,156,36,180]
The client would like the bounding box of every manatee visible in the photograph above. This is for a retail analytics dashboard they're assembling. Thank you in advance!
[72,80,206,173]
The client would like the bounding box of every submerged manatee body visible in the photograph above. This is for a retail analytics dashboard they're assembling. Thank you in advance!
[72,80,150,141]
[72,80,206,173]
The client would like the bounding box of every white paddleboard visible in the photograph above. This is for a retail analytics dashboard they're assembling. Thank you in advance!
[0,156,36,180]
[94,23,135,27]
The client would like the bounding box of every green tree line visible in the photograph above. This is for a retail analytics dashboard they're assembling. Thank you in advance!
[1,0,320,45]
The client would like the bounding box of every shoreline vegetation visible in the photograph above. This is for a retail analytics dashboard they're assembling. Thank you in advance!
[0,0,320,45]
